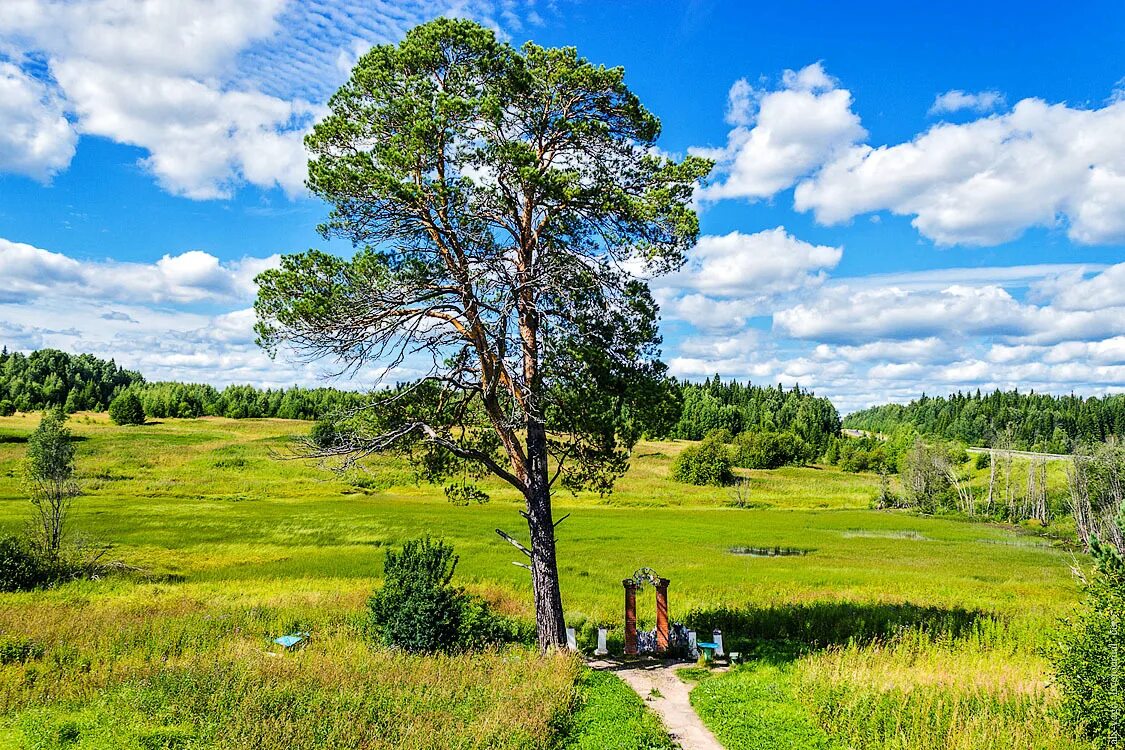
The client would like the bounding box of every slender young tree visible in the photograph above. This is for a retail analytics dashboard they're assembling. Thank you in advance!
[24,409,79,558]
[254,19,710,649]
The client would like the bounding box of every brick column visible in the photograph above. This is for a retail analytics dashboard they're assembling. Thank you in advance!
[655,578,670,653]
[623,579,638,655]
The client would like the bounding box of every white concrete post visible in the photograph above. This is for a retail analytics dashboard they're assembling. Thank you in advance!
[566,627,578,651]
[595,627,609,656]
[687,630,698,658]
[712,629,724,657]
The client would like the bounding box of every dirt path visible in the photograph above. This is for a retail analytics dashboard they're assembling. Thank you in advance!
[590,659,724,750]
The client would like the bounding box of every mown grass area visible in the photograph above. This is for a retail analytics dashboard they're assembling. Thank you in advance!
[562,670,674,750]
[0,413,1093,748]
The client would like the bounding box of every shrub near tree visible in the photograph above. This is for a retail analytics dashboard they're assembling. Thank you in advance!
[672,434,733,486]
[367,537,524,653]
[1051,502,1125,746]
[108,391,145,425]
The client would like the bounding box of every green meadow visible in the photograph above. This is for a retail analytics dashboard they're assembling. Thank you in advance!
[0,414,1095,748]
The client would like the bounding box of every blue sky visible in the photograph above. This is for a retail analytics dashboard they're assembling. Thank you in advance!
[3,1,1125,412]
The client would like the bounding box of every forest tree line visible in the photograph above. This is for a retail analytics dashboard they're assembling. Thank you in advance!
[0,351,846,448]
[843,388,1125,452]
[0,348,363,421]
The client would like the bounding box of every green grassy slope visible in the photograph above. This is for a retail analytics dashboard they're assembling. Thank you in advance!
[0,413,1091,749]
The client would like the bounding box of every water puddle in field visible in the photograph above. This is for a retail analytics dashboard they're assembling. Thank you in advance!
[841,530,931,541]
[729,545,814,557]
[978,537,1055,548]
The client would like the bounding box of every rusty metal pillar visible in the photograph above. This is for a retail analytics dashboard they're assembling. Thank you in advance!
[655,578,670,653]
[623,579,638,655]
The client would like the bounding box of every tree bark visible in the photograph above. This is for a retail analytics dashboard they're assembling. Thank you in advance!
[524,420,567,650]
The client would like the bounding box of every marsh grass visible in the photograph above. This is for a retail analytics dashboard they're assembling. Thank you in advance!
[0,414,1094,747]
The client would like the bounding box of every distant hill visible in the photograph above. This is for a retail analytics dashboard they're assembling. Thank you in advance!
[844,389,1125,451]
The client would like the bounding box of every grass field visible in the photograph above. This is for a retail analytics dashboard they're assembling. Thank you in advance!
[0,413,1095,748]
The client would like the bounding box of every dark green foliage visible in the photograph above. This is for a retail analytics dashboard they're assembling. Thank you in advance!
[730,430,811,469]
[308,419,338,449]
[0,348,142,413]
[562,669,675,750]
[845,388,1124,450]
[671,376,840,454]
[1051,539,1125,746]
[367,537,523,653]
[0,347,366,421]
[137,381,364,421]
[368,537,462,653]
[672,435,733,486]
[825,427,918,475]
[0,534,55,591]
[0,637,44,664]
[108,391,145,425]
[456,594,533,650]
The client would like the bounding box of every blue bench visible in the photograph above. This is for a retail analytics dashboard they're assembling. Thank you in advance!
[696,640,719,662]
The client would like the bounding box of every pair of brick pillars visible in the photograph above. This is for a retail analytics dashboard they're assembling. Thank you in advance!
[622,576,670,655]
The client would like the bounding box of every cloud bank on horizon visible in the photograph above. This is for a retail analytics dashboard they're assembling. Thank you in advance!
[2,1,1125,412]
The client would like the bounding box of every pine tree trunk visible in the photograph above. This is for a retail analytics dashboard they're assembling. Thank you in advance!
[524,421,567,651]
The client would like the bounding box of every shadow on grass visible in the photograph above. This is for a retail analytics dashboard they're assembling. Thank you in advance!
[685,600,990,662]
[0,434,27,444]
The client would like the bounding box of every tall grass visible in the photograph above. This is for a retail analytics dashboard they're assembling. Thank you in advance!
[0,414,1094,747]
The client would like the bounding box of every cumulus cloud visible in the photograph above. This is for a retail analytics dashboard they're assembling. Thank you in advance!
[0,0,541,197]
[794,96,1125,245]
[700,64,1125,247]
[1034,262,1125,311]
[928,89,1005,116]
[0,237,278,305]
[695,63,866,201]
[652,227,842,329]
[0,62,76,180]
[53,60,315,198]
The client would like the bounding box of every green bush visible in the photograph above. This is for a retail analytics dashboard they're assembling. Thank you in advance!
[108,391,145,425]
[0,534,56,592]
[0,399,15,417]
[367,537,525,653]
[457,593,533,650]
[309,418,338,449]
[368,537,462,652]
[672,436,733,486]
[1051,541,1125,745]
[730,430,810,469]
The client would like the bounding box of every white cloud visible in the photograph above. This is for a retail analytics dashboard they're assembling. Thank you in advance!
[53,60,315,198]
[652,227,842,329]
[0,62,76,180]
[815,337,954,365]
[0,0,541,197]
[928,89,1004,116]
[701,64,1125,247]
[695,63,866,200]
[1037,262,1125,312]
[794,95,1125,245]
[0,237,278,305]
[673,228,841,297]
